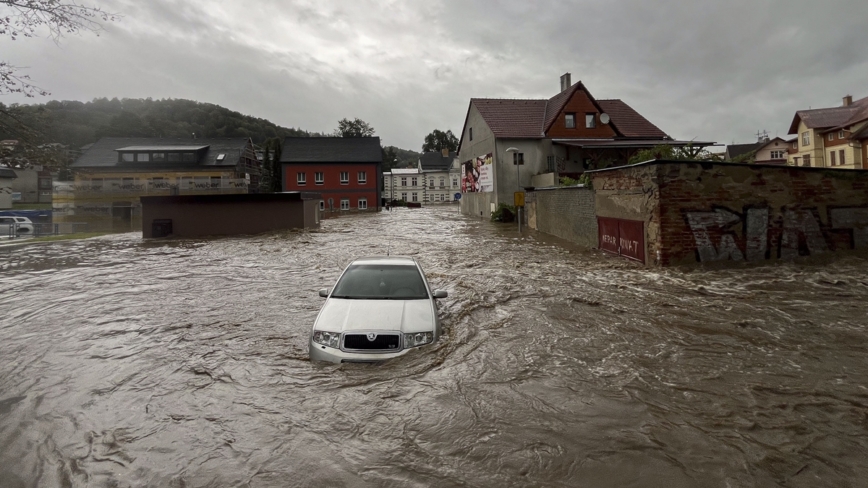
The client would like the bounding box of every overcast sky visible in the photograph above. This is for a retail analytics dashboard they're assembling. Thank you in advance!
[3,0,868,151]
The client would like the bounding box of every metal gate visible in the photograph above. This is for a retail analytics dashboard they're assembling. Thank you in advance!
[598,217,645,263]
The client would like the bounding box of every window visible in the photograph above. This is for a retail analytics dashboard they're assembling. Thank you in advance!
[297,172,306,185]
[803,154,811,166]
[358,171,366,184]
[412,192,418,202]
[216,154,226,161]
[828,133,834,141]
[469,127,473,141]
[452,178,458,188]
[136,153,150,162]
[585,113,596,129]
[168,153,181,162]
[439,177,445,188]
[39,178,52,189]
[565,113,576,128]
[152,153,166,162]
[513,152,524,165]
[792,142,797,149]
[358,198,367,210]
[802,131,810,146]
[770,150,785,159]
[315,172,324,184]
[840,149,846,165]
[340,199,349,210]
[547,155,555,172]
[121,153,134,162]
[830,151,837,166]
[839,130,845,139]
[401,177,407,186]
[319,200,325,211]
[429,179,434,188]
[340,171,349,184]
[182,153,196,162]
[411,177,417,186]
[401,192,407,201]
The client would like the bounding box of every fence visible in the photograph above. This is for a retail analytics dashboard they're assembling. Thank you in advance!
[4,222,89,238]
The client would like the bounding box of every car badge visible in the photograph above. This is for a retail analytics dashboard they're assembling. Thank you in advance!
[366,333,377,341]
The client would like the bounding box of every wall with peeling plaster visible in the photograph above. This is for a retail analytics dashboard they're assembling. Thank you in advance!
[590,160,868,266]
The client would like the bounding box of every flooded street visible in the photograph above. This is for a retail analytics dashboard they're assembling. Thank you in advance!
[1,206,867,487]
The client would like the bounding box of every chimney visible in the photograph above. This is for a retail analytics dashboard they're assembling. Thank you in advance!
[560,72,572,93]
[843,95,853,107]
[441,148,449,157]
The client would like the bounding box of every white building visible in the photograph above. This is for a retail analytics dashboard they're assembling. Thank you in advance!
[383,167,423,203]
[419,150,461,204]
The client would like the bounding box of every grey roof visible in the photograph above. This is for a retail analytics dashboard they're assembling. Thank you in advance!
[116,145,210,152]
[0,168,17,179]
[71,137,252,169]
[419,151,456,171]
[788,95,868,133]
[280,137,382,163]
[725,142,763,160]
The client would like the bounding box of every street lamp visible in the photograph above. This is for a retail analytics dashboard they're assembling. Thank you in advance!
[505,147,522,232]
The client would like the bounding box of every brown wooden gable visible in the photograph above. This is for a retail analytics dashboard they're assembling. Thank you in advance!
[545,87,618,139]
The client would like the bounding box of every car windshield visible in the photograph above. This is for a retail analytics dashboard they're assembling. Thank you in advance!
[331,264,428,299]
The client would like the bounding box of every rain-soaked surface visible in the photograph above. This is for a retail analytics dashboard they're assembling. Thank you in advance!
[1,206,867,487]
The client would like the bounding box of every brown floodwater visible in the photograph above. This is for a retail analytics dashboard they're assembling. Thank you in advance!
[1,206,867,487]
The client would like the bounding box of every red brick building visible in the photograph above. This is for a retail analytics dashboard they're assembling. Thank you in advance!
[280,137,382,213]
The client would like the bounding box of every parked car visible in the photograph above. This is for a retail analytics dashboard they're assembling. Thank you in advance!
[0,216,34,236]
[309,256,448,363]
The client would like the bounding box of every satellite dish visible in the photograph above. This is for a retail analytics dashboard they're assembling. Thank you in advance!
[600,113,610,124]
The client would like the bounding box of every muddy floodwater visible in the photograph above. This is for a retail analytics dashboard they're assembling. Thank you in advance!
[1,206,867,487]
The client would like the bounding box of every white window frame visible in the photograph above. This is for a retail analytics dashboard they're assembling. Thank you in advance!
[585,113,596,129]
[565,113,576,128]
[770,150,785,159]
[340,199,349,210]
[839,130,845,139]
[411,192,418,202]
[297,172,306,185]
[411,177,417,186]
[358,171,367,184]
[315,172,324,185]
[358,198,367,210]
[401,177,407,186]
[802,131,810,147]
[340,172,349,184]
[401,192,407,201]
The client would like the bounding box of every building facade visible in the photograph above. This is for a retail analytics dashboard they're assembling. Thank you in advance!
[63,137,260,230]
[456,73,714,218]
[280,137,382,213]
[419,150,461,203]
[383,168,423,204]
[787,95,868,169]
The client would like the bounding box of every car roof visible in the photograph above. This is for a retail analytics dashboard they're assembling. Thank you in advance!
[350,256,418,266]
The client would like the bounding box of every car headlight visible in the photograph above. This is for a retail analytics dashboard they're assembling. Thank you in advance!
[403,332,433,348]
[313,330,341,348]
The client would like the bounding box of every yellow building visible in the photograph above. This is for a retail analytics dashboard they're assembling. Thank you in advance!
[59,137,261,231]
[787,95,868,169]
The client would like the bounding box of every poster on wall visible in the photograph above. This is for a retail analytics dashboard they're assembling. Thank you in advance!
[461,153,493,193]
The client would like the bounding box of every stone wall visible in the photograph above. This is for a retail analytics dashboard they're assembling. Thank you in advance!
[526,186,597,247]
[590,161,868,266]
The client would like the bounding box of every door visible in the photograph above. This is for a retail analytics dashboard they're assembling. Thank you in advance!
[598,217,645,263]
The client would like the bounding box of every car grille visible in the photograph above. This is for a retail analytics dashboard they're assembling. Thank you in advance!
[343,333,400,351]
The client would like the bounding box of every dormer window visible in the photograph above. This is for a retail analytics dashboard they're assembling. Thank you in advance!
[152,153,166,162]
[585,113,596,129]
[121,153,134,162]
[137,153,150,162]
[217,154,226,161]
[565,113,576,129]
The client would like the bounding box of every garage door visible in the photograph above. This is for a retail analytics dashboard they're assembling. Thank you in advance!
[597,217,645,263]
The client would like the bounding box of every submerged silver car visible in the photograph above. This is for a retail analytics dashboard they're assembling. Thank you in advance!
[309,257,448,363]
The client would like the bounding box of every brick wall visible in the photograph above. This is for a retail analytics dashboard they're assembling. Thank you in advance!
[591,160,868,266]
[527,186,597,247]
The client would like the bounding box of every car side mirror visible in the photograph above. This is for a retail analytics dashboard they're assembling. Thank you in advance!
[433,290,448,299]
[318,288,330,298]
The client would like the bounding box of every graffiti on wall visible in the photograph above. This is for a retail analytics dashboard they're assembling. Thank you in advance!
[686,206,868,262]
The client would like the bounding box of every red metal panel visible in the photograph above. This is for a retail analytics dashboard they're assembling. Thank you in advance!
[618,219,645,263]
[598,217,620,255]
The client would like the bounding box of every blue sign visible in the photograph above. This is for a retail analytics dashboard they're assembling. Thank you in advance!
[454,193,462,200]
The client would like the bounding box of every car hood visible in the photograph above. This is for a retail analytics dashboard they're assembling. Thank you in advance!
[315,298,435,333]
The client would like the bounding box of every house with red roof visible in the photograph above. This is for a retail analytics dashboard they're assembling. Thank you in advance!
[787,94,868,169]
[456,73,713,217]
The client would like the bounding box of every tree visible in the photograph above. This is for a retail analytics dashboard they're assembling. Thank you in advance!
[628,144,722,165]
[422,129,458,153]
[334,118,375,137]
[269,139,282,193]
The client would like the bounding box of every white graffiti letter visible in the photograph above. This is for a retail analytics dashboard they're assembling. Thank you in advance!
[781,209,828,259]
[687,209,744,262]
[830,208,868,249]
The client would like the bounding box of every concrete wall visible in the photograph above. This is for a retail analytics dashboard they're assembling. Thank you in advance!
[526,186,597,247]
[460,192,495,219]
[531,173,557,188]
[591,161,868,266]
[141,193,320,238]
